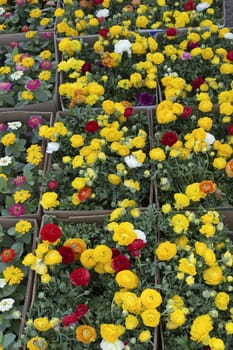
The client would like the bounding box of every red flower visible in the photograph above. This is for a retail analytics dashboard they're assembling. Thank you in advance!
[85,120,99,133]
[62,312,79,327]
[166,28,177,37]
[21,25,30,32]
[128,239,146,257]
[47,180,58,190]
[93,0,103,4]
[81,62,92,74]
[78,187,92,202]
[0,248,16,263]
[98,28,109,38]
[187,41,199,50]
[70,267,90,286]
[111,247,121,257]
[226,50,233,61]
[124,107,134,118]
[227,124,233,135]
[161,131,178,146]
[192,76,205,90]
[58,246,75,264]
[180,106,193,119]
[76,304,89,319]
[183,0,196,11]
[40,223,62,243]
[112,255,131,272]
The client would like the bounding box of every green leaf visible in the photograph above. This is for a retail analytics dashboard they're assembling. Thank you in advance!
[33,88,51,102]
[2,333,16,347]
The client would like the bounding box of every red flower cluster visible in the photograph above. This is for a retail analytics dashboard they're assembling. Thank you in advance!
[128,239,146,257]
[62,304,88,327]
[70,267,90,286]
[40,223,62,243]
[58,246,75,264]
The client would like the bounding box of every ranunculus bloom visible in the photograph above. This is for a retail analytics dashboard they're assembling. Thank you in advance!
[137,92,155,106]
[47,180,58,190]
[227,124,233,135]
[128,239,146,257]
[70,267,90,286]
[161,131,178,146]
[227,51,233,61]
[124,107,134,117]
[77,187,92,201]
[112,254,131,272]
[180,106,192,118]
[225,159,233,177]
[76,304,88,319]
[62,312,79,327]
[166,28,177,37]
[188,41,199,50]
[81,62,92,74]
[58,246,75,264]
[85,120,99,133]
[40,223,62,243]
[183,0,196,10]
[199,180,217,194]
[98,28,109,38]
[192,76,205,90]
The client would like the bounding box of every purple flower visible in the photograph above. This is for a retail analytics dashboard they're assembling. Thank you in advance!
[27,115,43,128]
[25,79,41,90]
[9,204,25,217]
[13,175,26,187]
[39,61,52,70]
[0,82,11,92]
[16,63,27,72]
[42,32,53,39]
[0,123,7,131]
[137,92,155,106]
[181,52,192,60]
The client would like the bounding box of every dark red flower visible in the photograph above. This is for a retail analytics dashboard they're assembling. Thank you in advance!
[62,312,79,327]
[81,62,92,74]
[128,239,146,257]
[0,248,16,263]
[124,107,134,118]
[70,267,90,286]
[161,131,178,147]
[180,106,193,119]
[227,124,233,135]
[47,180,58,190]
[166,28,177,37]
[98,28,109,38]
[226,50,233,61]
[58,246,75,264]
[111,247,121,258]
[85,120,99,133]
[40,223,62,243]
[112,255,131,273]
[76,304,89,319]
[77,187,92,201]
[187,41,199,50]
[93,0,103,4]
[183,0,196,11]
[192,76,205,90]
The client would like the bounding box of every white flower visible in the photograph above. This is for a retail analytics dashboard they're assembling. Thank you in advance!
[0,7,5,15]
[0,298,15,312]
[224,32,233,40]
[96,8,109,18]
[8,121,22,130]
[134,229,147,242]
[10,71,24,81]
[114,40,132,55]
[124,155,142,168]
[0,278,6,288]
[0,156,12,166]
[100,339,125,350]
[46,142,60,154]
[196,2,210,12]
[205,132,216,148]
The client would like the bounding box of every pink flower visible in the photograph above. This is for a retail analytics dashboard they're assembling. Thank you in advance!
[25,79,41,90]
[0,82,11,92]
[27,115,43,128]
[9,204,25,217]
[39,61,53,70]
[13,175,26,186]
[181,52,191,60]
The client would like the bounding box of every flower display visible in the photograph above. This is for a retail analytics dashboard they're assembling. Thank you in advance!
[57,29,161,108]
[155,205,233,350]
[0,218,37,350]
[0,0,56,34]
[0,112,51,217]
[20,206,162,349]
[55,0,224,37]
[0,31,56,108]
[38,106,152,211]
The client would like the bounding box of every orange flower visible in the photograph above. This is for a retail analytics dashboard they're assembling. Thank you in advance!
[199,180,217,194]
[78,187,92,202]
[225,159,233,177]
[0,248,16,263]
[64,238,87,259]
[76,325,97,344]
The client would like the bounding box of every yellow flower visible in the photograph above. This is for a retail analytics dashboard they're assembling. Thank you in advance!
[225,321,233,334]
[141,308,161,327]
[185,183,206,202]
[208,337,225,350]
[93,245,112,263]
[80,249,96,268]
[75,325,97,344]
[108,174,121,185]
[203,248,216,266]
[121,291,142,314]
[199,223,216,238]
[213,157,226,169]
[155,241,177,261]
[13,190,31,203]
[3,266,24,285]
[171,214,190,234]
[100,324,125,343]
[71,177,86,190]
[140,288,162,308]
[21,91,34,101]
[41,274,51,284]
[30,9,42,18]
[40,192,60,210]
[115,270,139,289]
[174,193,190,209]
[214,292,230,311]
[190,314,213,343]
[178,257,196,276]
[125,315,139,330]
[27,337,48,350]
[198,100,213,113]
[15,220,32,234]
[70,134,84,148]
[149,147,166,161]
[169,309,186,328]
[112,222,137,246]
[1,132,16,146]
[33,317,52,332]
[26,144,43,165]
[203,264,223,286]
[138,330,151,342]
[44,250,62,265]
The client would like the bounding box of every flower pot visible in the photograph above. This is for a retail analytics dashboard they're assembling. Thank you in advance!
[0,32,60,114]
[0,110,53,221]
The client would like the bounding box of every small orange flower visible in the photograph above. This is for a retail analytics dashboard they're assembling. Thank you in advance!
[77,187,92,202]
[76,325,97,344]
[199,180,217,194]
[225,159,233,177]
[0,248,16,263]
[64,238,87,259]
